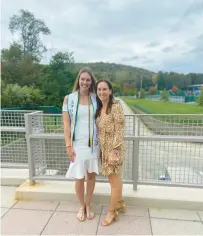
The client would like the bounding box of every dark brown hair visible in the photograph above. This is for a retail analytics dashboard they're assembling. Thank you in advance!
[72,67,97,93]
[95,80,115,118]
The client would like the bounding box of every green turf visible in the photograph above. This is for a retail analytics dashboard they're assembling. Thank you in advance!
[123,99,203,114]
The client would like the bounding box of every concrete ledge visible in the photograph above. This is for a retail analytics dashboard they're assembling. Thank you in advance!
[15,180,203,211]
[1,168,29,186]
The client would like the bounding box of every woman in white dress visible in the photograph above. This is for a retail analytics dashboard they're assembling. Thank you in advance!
[62,67,99,222]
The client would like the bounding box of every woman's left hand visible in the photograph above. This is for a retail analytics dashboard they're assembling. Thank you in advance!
[109,150,118,165]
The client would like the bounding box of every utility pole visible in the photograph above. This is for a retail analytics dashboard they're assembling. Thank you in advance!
[139,75,143,98]
[140,75,143,90]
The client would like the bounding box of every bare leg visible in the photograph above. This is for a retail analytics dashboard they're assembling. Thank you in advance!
[86,171,96,219]
[109,174,122,210]
[101,174,122,225]
[75,178,86,221]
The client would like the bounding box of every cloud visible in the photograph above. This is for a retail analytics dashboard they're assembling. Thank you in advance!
[1,0,203,73]
[189,47,203,53]
[187,45,203,55]
[101,0,140,11]
[169,0,203,33]
[121,55,146,62]
[142,59,155,64]
[197,33,203,40]
[184,33,203,54]
[162,46,175,53]
[146,42,160,48]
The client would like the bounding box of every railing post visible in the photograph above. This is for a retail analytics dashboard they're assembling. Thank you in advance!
[25,113,36,186]
[133,115,140,190]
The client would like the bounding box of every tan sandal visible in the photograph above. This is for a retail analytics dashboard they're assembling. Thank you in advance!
[76,207,86,222]
[86,205,95,220]
[101,209,119,226]
[117,199,126,213]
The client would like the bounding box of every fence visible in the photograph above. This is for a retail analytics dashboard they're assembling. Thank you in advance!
[0,110,37,168]
[1,110,203,188]
[2,105,62,114]
[132,107,203,136]
[146,95,185,103]
[146,95,197,103]
[121,95,196,103]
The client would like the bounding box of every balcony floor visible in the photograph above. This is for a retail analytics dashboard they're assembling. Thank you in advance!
[1,186,203,235]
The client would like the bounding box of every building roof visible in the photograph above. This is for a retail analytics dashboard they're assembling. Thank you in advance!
[187,84,203,88]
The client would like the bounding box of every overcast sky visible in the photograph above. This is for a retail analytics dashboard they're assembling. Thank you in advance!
[1,0,203,73]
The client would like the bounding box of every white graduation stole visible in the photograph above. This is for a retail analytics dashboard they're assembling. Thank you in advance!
[67,91,98,152]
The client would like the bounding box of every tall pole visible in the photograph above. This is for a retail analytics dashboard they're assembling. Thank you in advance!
[140,75,143,90]
[139,75,143,98]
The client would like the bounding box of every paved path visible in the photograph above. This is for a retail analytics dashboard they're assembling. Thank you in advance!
[1,186,203,235]
[119,98,203,184]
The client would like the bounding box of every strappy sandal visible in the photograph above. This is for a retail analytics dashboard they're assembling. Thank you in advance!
[86,205,95,220]
[101,209,119,226]
[76,207,86,222]
[117,199,126,213]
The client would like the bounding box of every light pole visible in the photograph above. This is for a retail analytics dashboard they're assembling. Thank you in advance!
[139,75,143,98]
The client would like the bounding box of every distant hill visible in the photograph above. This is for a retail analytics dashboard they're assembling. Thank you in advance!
[74,62,203,90]
[75,62,153,75]
[75,62,154,87]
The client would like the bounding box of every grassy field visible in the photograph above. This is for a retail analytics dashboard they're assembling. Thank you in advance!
[123,99,203,114]
[0,132,25,146]
[44,116,63,132]
[123,98,203,125]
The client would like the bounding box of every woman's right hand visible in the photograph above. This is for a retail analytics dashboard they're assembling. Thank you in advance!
[66,146,76,162]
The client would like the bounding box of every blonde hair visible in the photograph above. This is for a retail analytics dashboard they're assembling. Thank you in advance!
[72,67,97,93]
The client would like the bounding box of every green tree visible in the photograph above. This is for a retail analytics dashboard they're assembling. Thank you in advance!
[189,73,203,85]
[41,52,75,107]
[9,9,51,57]
[1,43,41,86]
[196,89,203,107]
[160,89,169,102]
[140,89,146,99]
[111,82,122,96]
[157,71,166,90]
[50,52,74,71]
[1,43,23,84]
[1,84,44,107]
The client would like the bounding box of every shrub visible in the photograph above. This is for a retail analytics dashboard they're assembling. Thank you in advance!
[196,89,203,107]
[140,89,146,99]
[171,85,179,93]
[160,89,169,101]
[149,86,157,94]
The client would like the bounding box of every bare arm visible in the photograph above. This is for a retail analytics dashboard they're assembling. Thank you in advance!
[62,96,75,162]
[62,96,71,147]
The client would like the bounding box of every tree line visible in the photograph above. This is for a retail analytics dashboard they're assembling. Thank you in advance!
[1,9,203,108]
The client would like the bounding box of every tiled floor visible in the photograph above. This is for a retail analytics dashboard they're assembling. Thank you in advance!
[1,187,203,235]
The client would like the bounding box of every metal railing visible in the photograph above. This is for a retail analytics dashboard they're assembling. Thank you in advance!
[146,95,185,103]
[0,110,36,168]
[1,110,203,188]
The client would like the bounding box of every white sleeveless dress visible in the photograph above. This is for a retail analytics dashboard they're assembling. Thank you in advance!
[65,104,99,179]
